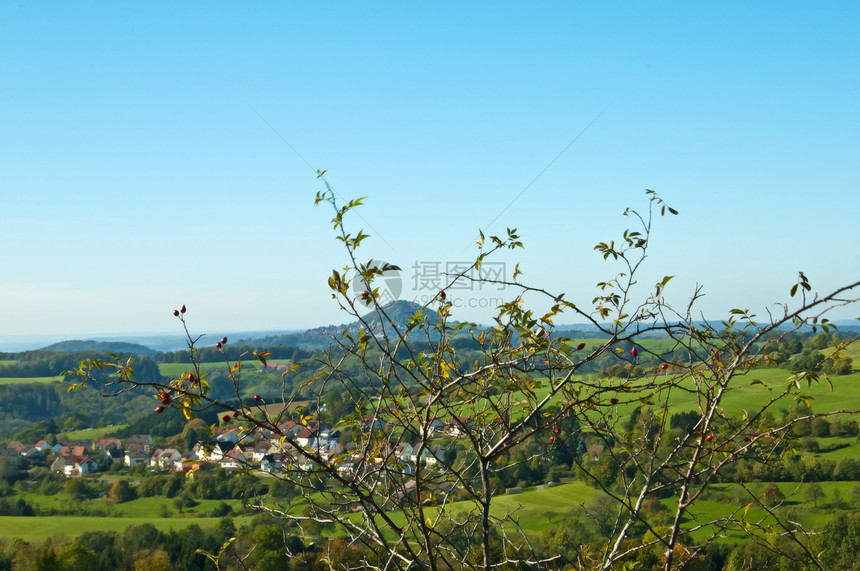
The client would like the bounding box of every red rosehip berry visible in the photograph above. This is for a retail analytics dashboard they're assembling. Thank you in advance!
[577,342,586,351]
[180,304,186,314]
[216,342,222,349]
[253,394,263,401]
[232,410,240,418]
[189,374,198,385]
[470,398,476,404]
[160,393,171,405]
[661,363,669,370]
[549,436,556,443]
[610,397,619,405]
[743,436,750,442]
[360,290,369,297]
[173,309,179,316]
[438,290,446,300]
[221,336,228,345]
[631,347,638,358]
[154,406,165,414]
[706,434,714,442]
[554,427,561,434]
[222,414,231,423]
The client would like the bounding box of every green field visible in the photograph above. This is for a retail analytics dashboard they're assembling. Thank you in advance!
[681,480,858,543]
[158,362,236,378]
[0,375,63,385]
[594,362,854,411]
[59,426,129,440]
[3,487,252,541]
[0,515,252,541]
[817,437,860,460]
[158,359,293,379]
[486,481,599,528]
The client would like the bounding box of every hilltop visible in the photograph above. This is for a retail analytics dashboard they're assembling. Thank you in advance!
[38,339,157,357]
[359,299,440,331]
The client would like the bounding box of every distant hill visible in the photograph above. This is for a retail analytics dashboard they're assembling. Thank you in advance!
[242,301,442,350]
[235,331,335,352]
[38,340,157,357]
[555,319,860,336]
[359,300,440,330]
[21,313,857,357]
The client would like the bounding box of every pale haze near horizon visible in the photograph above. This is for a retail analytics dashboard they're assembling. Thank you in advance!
[1,3,858,341]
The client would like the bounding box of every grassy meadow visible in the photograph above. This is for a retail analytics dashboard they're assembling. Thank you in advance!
[0,376,63,385]
[157,358,294,379]
[58,426,129,441]
[0,514,252,542]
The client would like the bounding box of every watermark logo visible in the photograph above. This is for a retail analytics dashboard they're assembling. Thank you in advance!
[412,260,507,292]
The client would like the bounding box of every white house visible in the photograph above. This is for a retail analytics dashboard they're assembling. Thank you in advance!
[56,455,99,477]
[124,449,149,468]
[150,448,182,471]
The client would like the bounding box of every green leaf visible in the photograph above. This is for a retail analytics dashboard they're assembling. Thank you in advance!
[253,350,271,366]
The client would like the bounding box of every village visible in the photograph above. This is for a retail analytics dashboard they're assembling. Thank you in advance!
[1,415,477,482]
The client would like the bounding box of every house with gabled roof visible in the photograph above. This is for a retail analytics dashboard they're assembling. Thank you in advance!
[443,416,474,437]
[94,437,122,451]
[34,440,58,454]
[50,456,66,473]
[394,442,415,462]
[422,417,445,435]
[124,448,149,468]
[229,442,256,465]
[252,441,277,462]
[126,435,153,453]
[219,448,250,472]
[191,440,232,462]
[52,455,98,477]
[334,453,363,476]
[410,444,448,466]
[319,441,344,461]
[276,420,301,436]
[7,441,27,453]
[214,427,239,444]
[294,427,317,449]
[319,428,341,442]
[60,445,87,458]
[150,448,182,470]
[424,444,449,466]
[65,438,94,449]
[174,454,197,472]
[261,452,291,474]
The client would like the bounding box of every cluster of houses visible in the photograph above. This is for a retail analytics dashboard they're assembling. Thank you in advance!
[2,415,475,479]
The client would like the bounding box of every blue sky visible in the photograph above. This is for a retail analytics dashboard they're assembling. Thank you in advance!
[1,2,858,340]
